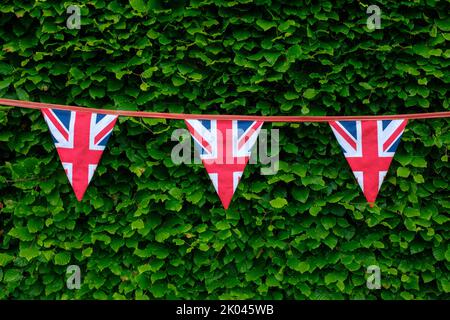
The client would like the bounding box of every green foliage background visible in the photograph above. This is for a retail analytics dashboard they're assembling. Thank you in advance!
[0,0,449,299]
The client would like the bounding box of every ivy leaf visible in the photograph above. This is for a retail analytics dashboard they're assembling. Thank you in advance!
[149,282,167,298]
[303,88,318,99]
[284,92,299,100]
[215,221,230,231]
[411,158,427,168]
[286,45,302,62]
[8,227,34,241]
[0,62,13,74]
[130,0,148,13]
[270,197,287,209]
[4,269,22,283]
[131,219,145,230]
[292,188,309,203]
[0,79,11,90]
[445,247,450,262]
[54,252,71,266]
[89,87,106,99]
[165,200,182,212]
[155,230,170,243]
[0,253,14,267]
[256,19,277,31]
[287,257,310,273]
[82,247,93,257]
[19,245,40,261]
[397,167,411,178]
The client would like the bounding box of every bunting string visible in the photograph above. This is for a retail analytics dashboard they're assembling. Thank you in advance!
[1,98,450,121]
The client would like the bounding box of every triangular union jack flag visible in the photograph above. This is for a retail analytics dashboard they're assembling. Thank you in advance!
[185,119,263,209]
[329,119,408,205]
[42,108,118,201]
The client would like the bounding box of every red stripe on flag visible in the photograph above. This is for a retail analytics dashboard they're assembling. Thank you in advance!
[237,121,263,149]
[185,121,212,153]
[383,120,408,151]
[330,121,357,150]
[42,108,69,141]
[94,118,116,145]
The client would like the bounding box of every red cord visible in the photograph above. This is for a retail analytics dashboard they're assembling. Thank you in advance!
[1,98,449,122]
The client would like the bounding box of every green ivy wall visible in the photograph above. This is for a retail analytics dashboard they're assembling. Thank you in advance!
[0,0,449,299]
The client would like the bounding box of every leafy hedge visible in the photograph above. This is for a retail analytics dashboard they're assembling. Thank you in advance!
[0,0,449,300]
